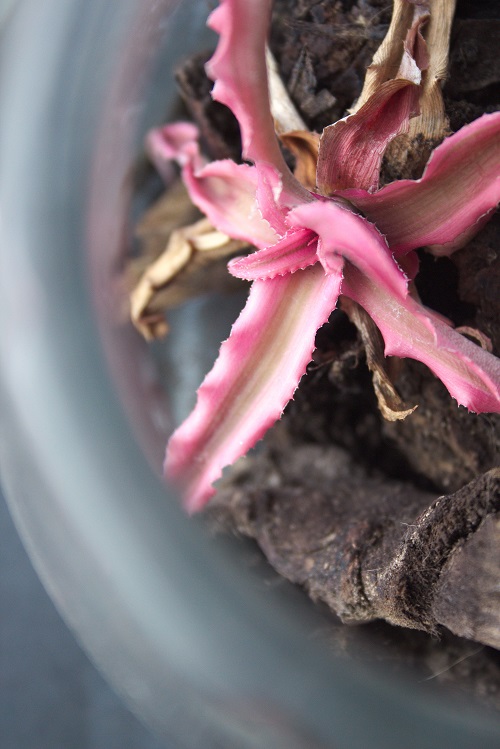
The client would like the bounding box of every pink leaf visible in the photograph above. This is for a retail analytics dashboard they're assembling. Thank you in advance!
[146,122,204,177]
[182,160,279,248]
[344,264,500,414]
[165,265,342,511]
[288,200,408,298]
[147,123,279,248]
[228,228,318,280]
[206,0,310,204]
[206,0,284,171]
[338,112,500,256]
[255,162,312,235]
[255,163,289,235]
[316,78,420,194]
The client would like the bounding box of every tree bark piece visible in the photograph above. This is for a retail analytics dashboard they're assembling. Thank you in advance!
[210,441,500,649]
[432,512,500,649]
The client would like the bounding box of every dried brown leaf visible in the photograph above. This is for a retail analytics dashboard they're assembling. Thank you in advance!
[353,0,455,145]
[266,46,307,134]
[280,130,320,191]
[352,0,425,112]
[341,297,417,421]
[408,0,456,141]
[130,211,248,340]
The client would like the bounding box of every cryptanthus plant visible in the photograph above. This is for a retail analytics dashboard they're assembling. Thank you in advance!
[141,0,500,512]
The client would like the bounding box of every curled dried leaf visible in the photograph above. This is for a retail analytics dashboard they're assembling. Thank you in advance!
[134,178,200,261]
[341,298,417,421]
[279,130,320,191]
[456,326,494,353]
[352,0,455,177]
[130,215,248,340]
[408,0,456,141]
[352,0,428,113]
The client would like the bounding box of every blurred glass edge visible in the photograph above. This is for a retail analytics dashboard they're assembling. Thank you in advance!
[0,0,15,27]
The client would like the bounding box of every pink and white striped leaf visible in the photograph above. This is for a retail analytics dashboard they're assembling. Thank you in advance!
[182,160,279,248]
[288,201,408,297]
[147,123,278,248]
[255,162,312,235]
[338,112,500,256]
[206,0,284,172]
[206,0,309,204]
[228,228,318,280]
[146,122,203,174]
[317,78,420,194]
[165,265,343,511]
[344,264,500,414]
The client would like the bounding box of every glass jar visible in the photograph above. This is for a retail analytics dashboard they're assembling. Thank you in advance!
[0,2,498,747]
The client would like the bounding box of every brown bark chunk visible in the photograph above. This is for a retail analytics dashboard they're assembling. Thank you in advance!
[210,444,500,650]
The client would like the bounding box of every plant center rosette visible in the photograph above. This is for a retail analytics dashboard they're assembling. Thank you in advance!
[139,0,500,512]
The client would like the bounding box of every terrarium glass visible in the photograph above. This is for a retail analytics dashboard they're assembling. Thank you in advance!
[0,1,499,748]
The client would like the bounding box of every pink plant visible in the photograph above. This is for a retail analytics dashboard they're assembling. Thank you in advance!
[148,0,500,512]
